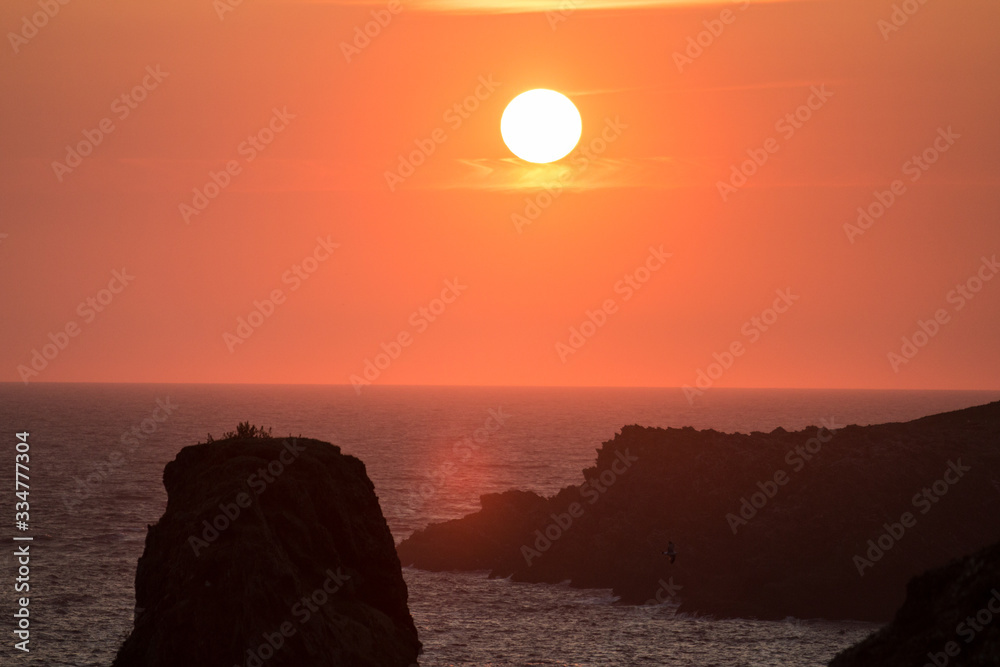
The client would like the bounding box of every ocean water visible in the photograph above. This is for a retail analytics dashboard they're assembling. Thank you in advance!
[2,384,998,666]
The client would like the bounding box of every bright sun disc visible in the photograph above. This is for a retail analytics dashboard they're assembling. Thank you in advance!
[501,89,582,164]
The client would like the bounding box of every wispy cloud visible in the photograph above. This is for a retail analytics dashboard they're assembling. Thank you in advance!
[309,0,794,13]
[414,156,700,191]
[566,78,851,98]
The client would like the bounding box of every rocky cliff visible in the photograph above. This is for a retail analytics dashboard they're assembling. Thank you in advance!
[830,539,1000,666]
[397,401,1000,622]
[113,434,421,667]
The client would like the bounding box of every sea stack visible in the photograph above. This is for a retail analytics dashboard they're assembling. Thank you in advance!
[113,431,420,667]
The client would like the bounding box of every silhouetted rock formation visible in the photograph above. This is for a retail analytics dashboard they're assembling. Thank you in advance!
[397,402,1000,622]
[113,435,420,667]
[830,540,1000,666]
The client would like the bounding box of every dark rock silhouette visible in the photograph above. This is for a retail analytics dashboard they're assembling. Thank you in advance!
[398,401,1000,622]
[830,540,1000,666]
[113,435,420,667]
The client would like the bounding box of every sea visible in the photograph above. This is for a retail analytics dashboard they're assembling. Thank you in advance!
[2,384,998,666]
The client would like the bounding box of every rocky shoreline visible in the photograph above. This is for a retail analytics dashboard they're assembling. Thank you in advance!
[398,402,1000,622]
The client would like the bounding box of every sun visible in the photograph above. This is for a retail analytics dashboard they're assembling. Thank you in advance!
[501,89,582,164]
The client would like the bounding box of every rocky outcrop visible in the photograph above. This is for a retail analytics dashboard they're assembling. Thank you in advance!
[113,435,420,667]
[398,402,1000,622]
[830,540,1000,666]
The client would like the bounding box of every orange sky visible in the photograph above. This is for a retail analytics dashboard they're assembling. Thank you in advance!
[1,0,998,389]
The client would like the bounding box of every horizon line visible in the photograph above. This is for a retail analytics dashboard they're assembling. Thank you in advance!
[2,382,1000,392]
